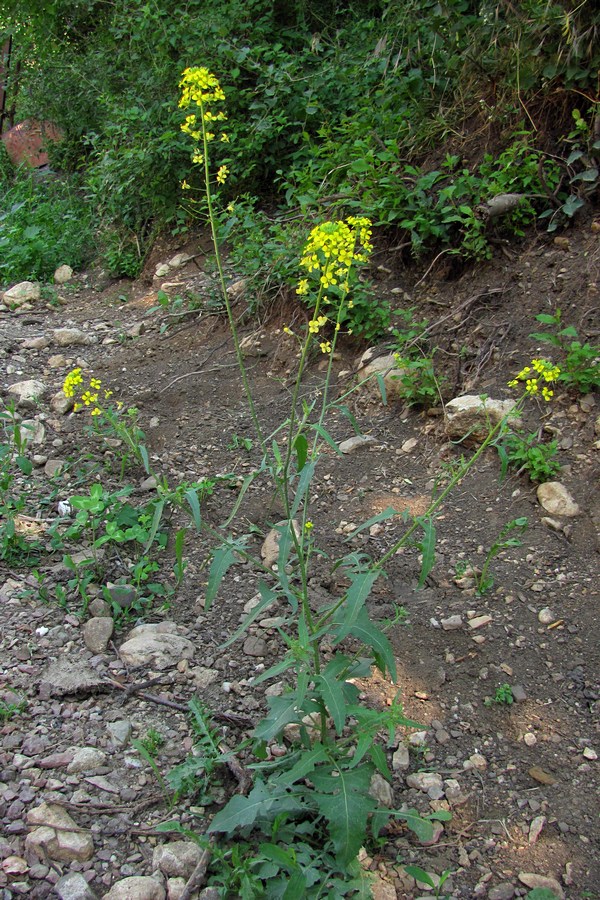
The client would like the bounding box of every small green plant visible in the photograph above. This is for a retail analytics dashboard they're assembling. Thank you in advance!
[531,310,600,394]
[0,406,41,563]
[228,434,253,452]
[541,107,600,233]
[167,698,228,803]
[0,697,27,722]
[403,865,453,899]
[499,430,561,483]
[138,728,165,757]
[389,308,441,407]
[63,369,150,476]
[477,517,528,594]
[484,683,514,707]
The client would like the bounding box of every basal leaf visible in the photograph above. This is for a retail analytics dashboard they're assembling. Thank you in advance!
[208,780,277,834]
[184,487,202,530]
[278,743,329,786]
[311,763,376,868]
[253,695,300,742]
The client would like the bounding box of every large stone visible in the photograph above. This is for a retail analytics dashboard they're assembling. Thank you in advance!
[51,389,75,415]
[406,772,445,800]
[67,746,108,773]
[55,871,99,899]
[102,876,166,900]
[18,418,45,446]
[7,379,47,406]
[356,348,408,400]
[52,327,93,346]
[517,872,564,898]
[3,281,41,306]
[339,434,377,454]
[83,616,114,653]
[153,841,203,878]
[536,481,580,517]
[54,265,74,284]
[119,622,194,669]
[368,773,394,808]
[261,519,301,569]
[444,395,520,443]
[25,802,94,862]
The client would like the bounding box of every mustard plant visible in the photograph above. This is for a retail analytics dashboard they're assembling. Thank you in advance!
[63,368,150,476]
[173,67,565,894]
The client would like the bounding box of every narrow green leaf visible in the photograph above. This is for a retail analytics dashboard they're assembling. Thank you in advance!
[142,499,165,554]
[333,570,380,642]
[335,403,361,434]
[139,444,150,474]
[184,488,202,530]
[417,517,436,588]
[253,695,300,742]
[294,433,308,472]
[368,742,391,780]
[317,674,347,735]
[346,507,397,539]
[312,422,343,455]
[279,743,328,785]
[290,461,316,519]
[375,372,387,405]
[345,608,397,681]
[220,581,278,648]
[403,865,435,888]
[16,456,32,476]
[223,471,256,527]
[251,654,297,686]
[205,542,240,610]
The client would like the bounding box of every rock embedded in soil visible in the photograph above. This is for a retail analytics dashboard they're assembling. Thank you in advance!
[487,885,515,900]
[152,841,203,878]
[102,876,166,900]
[83,616,114,653]
[54,264,74,284]
[444,395,519,443]
[518,872,564,898]
[55,871,99,899]
[536,481,580,517]
[7,379,47,406]
[406,772,444,799]
[67,746,107,773]
[369,772,395,807]
[118,621,194,669]
[52,327,93,346]
[356,347,408,400]
[51,389,75,414]
[3,281,41,305]
[338,434,377,453]
[25,802,94,862]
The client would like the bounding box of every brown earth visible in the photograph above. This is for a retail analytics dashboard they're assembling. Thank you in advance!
[0,218,599,899]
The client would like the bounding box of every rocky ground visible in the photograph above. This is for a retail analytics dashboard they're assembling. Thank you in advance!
[0,222,599,900]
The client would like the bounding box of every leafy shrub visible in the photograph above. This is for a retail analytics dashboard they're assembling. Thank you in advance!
[0,167,94,284]
[499,431,561,484]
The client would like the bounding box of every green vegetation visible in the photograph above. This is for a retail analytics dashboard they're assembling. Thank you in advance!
[484,684,514,707]
[531,310,600,395]
[499,430,561,483]
[0,0,598,287]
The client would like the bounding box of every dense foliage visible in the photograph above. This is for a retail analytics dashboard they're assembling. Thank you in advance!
[0,0,598,281]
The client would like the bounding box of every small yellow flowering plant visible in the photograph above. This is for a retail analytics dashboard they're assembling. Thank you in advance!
[508,357,561,402]
[63,368,149,476]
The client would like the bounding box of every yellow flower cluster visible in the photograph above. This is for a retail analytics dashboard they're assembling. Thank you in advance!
[308,315,328,334]
[508,358,561,401]
[63,369,115,416]
[298,216,373,294]
[179,67,226,110]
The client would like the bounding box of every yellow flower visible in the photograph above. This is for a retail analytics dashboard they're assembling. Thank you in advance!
[179,67,226,109]
[104,389,113,399]
[91,407,102,417]
[308,319,320,334]
[283,326,294,336]
[221,133,230,143]
[216,165,229,184]
[116,401,124,410]
[89,378,101,390]
[192,149,204,165]
[296,279,309,296]
[63,367,83,398]
[181,180,191,190]
[304,521,314,531]
[226,202,236,213]
[320,341,332,354]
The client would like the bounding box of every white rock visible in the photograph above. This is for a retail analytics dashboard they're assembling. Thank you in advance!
[119,622,194,669]
[3,281,41,305]
[8,379,47,406]
[356,348,408,400]
[261,519,301,569]
[82,617,114,653]
[445,395,519,443]
[52,327,92,347]
[153,841,203,878]
[51,389,75,415]
[536,482,580,517]
[18,419,45,445]
[339,434,377,453]
[55,871,98,899]
[406,772,444,799]
[25,803,94,862]
[392,744,410,771]
[102,876,166,900]
[518,872,564,898]
[369,772,394,807]
[67,746,107,773]
[54,265,74,284]
[168,253,192,268]
[537,607,555,625]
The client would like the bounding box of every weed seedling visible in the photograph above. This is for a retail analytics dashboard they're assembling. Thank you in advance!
[0,697,27,722]
[484,683,514,707]
[477,517,528,594]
